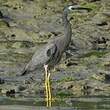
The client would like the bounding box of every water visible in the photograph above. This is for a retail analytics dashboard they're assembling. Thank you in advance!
[0,95,110,110]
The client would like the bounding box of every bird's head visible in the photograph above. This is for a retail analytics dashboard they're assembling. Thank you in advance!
[64,5,92,13]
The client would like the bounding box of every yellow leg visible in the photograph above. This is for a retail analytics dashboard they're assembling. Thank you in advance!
[44,65,49,107]
[47,73,52,107]
[44,65,52,107]
[45,71,49,107]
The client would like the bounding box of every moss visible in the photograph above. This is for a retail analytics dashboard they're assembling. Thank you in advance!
[10,52,32,62]
[12,42,21,49]
[0,51,32,65]
[81,2,100,10]
[57,76,75,83]
[91,74,105,81]
[69,2,101,24]
[56,91,73,98]
[81,51,108,58]
[0,0,8,5]
[0,21,8,27]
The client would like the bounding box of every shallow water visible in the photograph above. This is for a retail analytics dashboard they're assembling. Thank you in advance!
[0,95,110,110]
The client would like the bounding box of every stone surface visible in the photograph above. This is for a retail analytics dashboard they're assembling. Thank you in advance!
[0,0,110,97]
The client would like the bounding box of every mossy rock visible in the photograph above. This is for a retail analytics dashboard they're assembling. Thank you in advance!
[81,51,108,58]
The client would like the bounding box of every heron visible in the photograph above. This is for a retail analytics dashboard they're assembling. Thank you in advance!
[21,5,91,107]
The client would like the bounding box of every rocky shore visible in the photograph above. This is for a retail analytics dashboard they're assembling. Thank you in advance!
[0,0,110,98]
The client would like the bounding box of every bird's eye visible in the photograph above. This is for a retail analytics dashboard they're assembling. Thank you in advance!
[71,7,74,10]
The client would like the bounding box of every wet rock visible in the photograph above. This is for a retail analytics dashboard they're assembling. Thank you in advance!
[104,62,110,71]
[76,80,104,96]
[0,11,3,18]
[105,74,110,82]
[103,12,110,17]
[87,0,101,2]
[60,80,86,96]
[92,37,108,50]
[92,73,105,81]
[106,41,110,49]
[92,13,107,25]
[0,78,5,84]
[65,58,79,67]
[17,85,27,91]
[6,89,15,96]
[0,0,110,97]
[96,21,108,26]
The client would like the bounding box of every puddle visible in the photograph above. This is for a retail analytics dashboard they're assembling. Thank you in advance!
[0,95,110,110]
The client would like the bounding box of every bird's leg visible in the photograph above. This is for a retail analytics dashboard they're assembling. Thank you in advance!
[44,64,49,107]
[47,72,52,107]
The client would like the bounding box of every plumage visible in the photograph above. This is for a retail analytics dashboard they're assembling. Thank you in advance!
[21,5,91,76]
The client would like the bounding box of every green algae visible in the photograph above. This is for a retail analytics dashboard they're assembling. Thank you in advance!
[81,2,101,10]
[56,91,73,98]
[0,51,32,65]
[81,51,108,58]
[57,76,75,83]
[0,21,8,27]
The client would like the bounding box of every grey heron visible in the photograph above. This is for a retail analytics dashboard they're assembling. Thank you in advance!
[21,5,91,107]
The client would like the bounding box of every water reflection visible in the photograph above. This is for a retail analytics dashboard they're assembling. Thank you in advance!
[0,95,110,110]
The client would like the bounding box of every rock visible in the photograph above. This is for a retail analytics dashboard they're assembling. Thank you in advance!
[17,85,27,91]
[0,78,5,84]
[105,73,110,82]
[87,0,101,2]
[103,12,110,17]
[92,73,105,81]
[0,0,110,98]
[65,58,79,67]
[6,89,15,96]
[0,11,3,18]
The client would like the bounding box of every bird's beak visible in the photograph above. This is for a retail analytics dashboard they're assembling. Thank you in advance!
[69,5,92,12]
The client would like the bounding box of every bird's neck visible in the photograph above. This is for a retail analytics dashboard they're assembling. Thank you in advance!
[62,11,72,48]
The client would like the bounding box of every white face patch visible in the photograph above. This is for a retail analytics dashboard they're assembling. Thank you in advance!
[68,5,80,10]
[68,6,74,10]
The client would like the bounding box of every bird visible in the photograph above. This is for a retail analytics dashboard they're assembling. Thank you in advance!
[20,5,91,107]
[21,5,91,76]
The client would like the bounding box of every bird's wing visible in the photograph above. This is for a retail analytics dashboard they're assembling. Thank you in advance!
[46,43,57,58]
[21,42,57,75]
[31,42,57,65]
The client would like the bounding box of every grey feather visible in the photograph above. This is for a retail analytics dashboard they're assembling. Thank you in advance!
[21,5,91,76]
